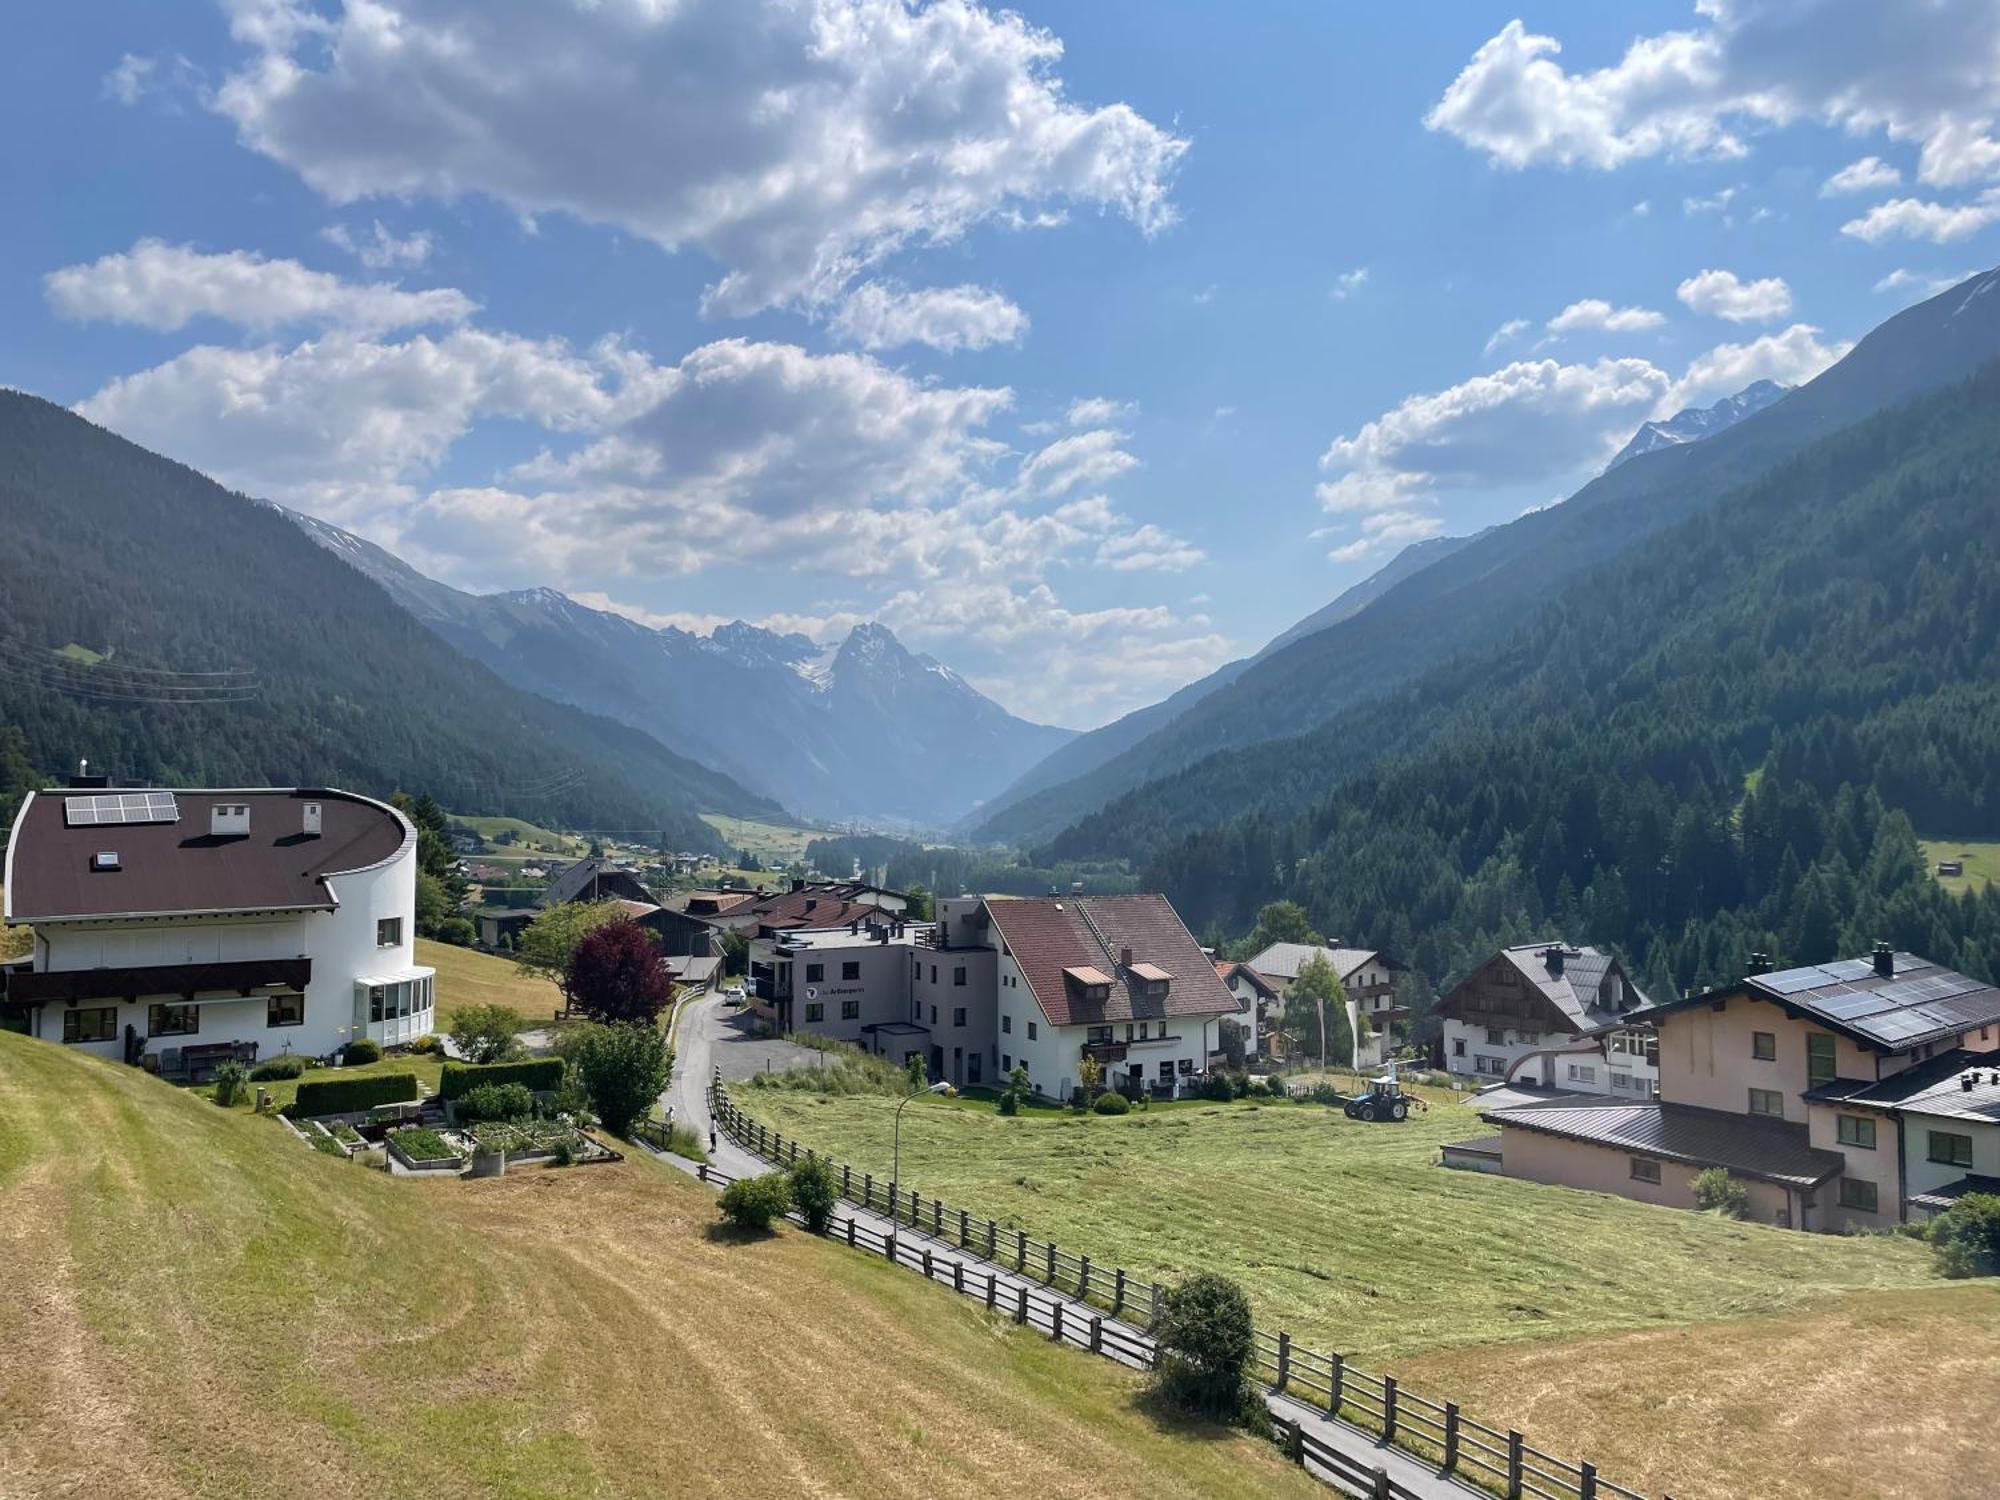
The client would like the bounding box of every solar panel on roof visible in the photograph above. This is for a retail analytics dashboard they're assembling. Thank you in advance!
[63,791,179,827]
[1823,957,1879,980]
[1813,990,1899,1020]
[1859,1012,1935,1044]
[1760,969,1832,995]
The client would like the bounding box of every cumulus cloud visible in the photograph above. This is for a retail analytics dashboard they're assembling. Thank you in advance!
[1426,3,2000,190]
[1675,268,1793,321]
[1016,428,1141,498]
[1660,323,1849,412]
[46,240,474,333]
[1066,396,1136,427]
[1840,189,2000,242]
[1821,156,1902,195]
[213,0,1187,316]
[1330,267,1370,300]
[827,281,1028,352]
[322,220,435,270]
[1545,298,1666,335]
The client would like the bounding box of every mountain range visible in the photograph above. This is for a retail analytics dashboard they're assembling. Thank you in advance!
[1605,378,1791,470]
[282,511,1074,828]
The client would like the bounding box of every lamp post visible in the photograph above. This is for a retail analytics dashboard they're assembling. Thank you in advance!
[893,1079,953,1207]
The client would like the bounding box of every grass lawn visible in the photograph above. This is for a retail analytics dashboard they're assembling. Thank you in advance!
[447,811,585,858]
[0,1033,1322,1500]
[1920,836,2000,893]
[198,1052,446,1114]
[420,937,564,1025]
[700,812,820,866]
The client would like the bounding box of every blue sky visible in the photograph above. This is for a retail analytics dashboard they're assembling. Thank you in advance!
[5,1,1997,727]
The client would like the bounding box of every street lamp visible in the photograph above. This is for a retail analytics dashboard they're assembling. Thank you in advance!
[892,1079,954,1217]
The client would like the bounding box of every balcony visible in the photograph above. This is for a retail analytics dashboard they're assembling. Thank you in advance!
[6,958,313,1005]
[1081,1041,1128,1063]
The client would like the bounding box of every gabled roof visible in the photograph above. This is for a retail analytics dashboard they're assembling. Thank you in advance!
[539,856,653,909]
[1436,942,1646,1035]
[1806,1049,2000,1122]
[1216,960,1279,1001]
[1246,942,1404,984]
[739,887,900,932]
[5,788,409,924]
[1633,951,2000,1055]
[986,894,1236,1028]
[1491,1100,1844,1189]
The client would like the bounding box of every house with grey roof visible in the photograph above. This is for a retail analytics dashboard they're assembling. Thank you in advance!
[1243,941,1407,1067]
[1433,942,1655,1097]
[1485,946,2000,1231]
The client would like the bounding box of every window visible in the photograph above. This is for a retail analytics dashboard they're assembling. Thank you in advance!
[1452,1038,1466,1057]
[930,965,938,984]
[804,1002,824,1023]
[1929,1130,1975,1169]
[1839,1177,1879,1214]
[842,961,860,982]
[1087,1026,1113,1044]
[1158,1061,1174,1081]
[841,1000,860,1021]
[148,1003,199,1038]
[806,963,825,983]
[911,999,921,1021]
[267,992,304,1028]
[1002,1014,1012,1034]
[1751,1031,1776,1061]
[1629,1157,1662,1184]
[1486,1027,1506,1045]
[1177,1057,1195,1074]
[62,1006,117,1043]
[1137,1022,1149,1040]
[1747,1087,1785,1118]
[953,1007,966,1027]
[1474,1055,1506,1076]
[1027,1021,1037,1040]
[1806,1032,1837,1087]
[365,975,432,1024]
[954,965,967,987]
[1002,1054,1012,1072]
[929,1005,937,1023]
[1836,1114,1877,1150]
[1610,1071,1634,1090]
[1567,1063,1596,1084]
[376,916,402,947]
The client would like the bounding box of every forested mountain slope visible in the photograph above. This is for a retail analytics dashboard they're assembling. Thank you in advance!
[1118,361,2000,1005]
[0,392,773,840]
[975,267,2000,847]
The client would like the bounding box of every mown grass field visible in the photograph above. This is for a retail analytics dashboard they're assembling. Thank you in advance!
[701,812,820,866]
[733,1083,1977,1500]
[0,1032,1325,1500]
[448,812,585,857]
[420,937,564,1024]
[1920,836,2000,893]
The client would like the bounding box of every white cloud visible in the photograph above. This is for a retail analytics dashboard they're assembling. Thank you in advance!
[1675,268,1793,321]
[103,53,156,106]
[1093,524,1203,572]
[1066,396,1135,427]
[1684,186,1744,217]
[104,51,200,108]
[46,240,474,333]
[1426,4,2000,188]
[1874,266,1976,299]
[214,0,1187,316]
[827,281,1028,353]
[1662,323,1848,412]
[1484,317,1530,356]
[322,220,435,270]
[1821,156,1902,195]
[1329,267,1370,300]
[1328,510,1446,564]
[1015,428,1141,498]
[1545,298,1666,335]
[1839,189,2000,243]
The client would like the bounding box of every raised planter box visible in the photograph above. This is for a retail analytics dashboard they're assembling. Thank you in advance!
[385,1127,469,1173]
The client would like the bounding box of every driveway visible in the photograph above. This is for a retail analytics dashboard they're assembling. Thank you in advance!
[665,990,824,1160]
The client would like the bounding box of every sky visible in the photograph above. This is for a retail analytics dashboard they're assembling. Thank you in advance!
[5,1,1999,729]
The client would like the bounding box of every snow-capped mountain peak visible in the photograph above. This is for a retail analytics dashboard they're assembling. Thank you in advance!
[1608,380,1792,471]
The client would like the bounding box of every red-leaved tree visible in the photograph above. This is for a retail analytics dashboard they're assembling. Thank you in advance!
[565,919,675,1026]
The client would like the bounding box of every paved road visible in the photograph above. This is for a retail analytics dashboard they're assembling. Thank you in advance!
[665,990,787,1171]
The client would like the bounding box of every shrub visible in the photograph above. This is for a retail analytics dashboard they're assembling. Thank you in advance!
[250,1054,307,1081]
[566,919,675,1025]
[439,1057,565,1100]
[406,1033,442,1054]
[1692,1167,1749,1218]
[293,1072,421,1117]
[342,1038,383,1066]
[998,1063,1030,1116]
[1199,1073,1236,1103]
[788,1154,838,1234]
[456,1081,536,1123]
[212,1060,251,1107]
[1092,1091,1131,1115]
[571,1022,672,1137]
[551,1135,576,1167]
[718,1173,793,1232]
[665,1123,706,1161]
[1931,1193,2000,1278]
[449,1003,525,1065]
[1151,1272,1258,1424]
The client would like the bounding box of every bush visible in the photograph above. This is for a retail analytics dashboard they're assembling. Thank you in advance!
[571,1022,672,1137]
[448,1003,525,1065]
[1092,1091,1131,1115]
[788,1154,839,1234]
[456,1081,536,1123]
[1931,1193,2000,1277]
[1151,1272,1259,1424]
[293,1072,420,1117]
[718,1173,793,1232]
[439,1057,565,1100]
[434,915,477,947]
[1199,1073,1236,1103]
[998,1063,1030,1116]
[566,918,674,1025]
[212,1060,250,1107]
[1691,1167,1749,1218]
[250,1054,307,1081]
[342,1038,382,1066]
[407,1033,442,1054]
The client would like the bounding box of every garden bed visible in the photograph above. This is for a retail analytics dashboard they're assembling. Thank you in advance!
[385,1125,470,1172]
[465,1118,619,1165]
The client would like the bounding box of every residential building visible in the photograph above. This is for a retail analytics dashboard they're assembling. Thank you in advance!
[2,786,431,1079]
[475,852,658,949]
[1434,942,1655,1097]
[1488,947,2000,1231]
[1214,960,1276,1059]
[1243,942,1408,1066]
[747,914,933,1058]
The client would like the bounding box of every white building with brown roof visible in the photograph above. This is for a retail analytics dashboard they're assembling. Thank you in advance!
[3,785,430,1080]
[1243,942,1408,1066]
[1433,942,1656,1096]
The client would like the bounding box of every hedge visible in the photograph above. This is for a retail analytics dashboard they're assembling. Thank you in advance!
[440,1058,564,1101]
[292,1072,420,1117]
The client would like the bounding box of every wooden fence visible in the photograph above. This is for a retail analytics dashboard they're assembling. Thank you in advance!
[709,1078,1658,1500]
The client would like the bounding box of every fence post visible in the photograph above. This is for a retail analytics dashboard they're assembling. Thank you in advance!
[953,1260,965,1295]
[841,1163,850,1198]
[1507,1431,1523,1500]
[986,1270,998,1310]
[757,1124,767,1154]
[697,1163,708,1184]
[772,1132,781,1158]
[1089,1315,1102,1354]
[1443,1403,1459,1473]
[933,1198,942,1236]
[1370,1468,1390,1500]
[959,1207,969,1246]
[1016,1284,1028,1325]
[885,1230,897,1266]
[921,1248,933,1280]
[1051,1301,1064,1344]
[1276,1331,1291,1391]
[987,1219,997,1259]
[1287,1418,1304,1465]
[1329,1354,1344,1415]
[846,1216,857,1249]
[1016,1229,1028,1273]
[1383,1376,1398,1442]
[1079,1255,1091,1303]
[1113,1268,1126,1316]
[864,1173,873,1210]
[1580,1462,1597,1500]
[1150,1284,1163,1330]
[1045,1243,1056,1285]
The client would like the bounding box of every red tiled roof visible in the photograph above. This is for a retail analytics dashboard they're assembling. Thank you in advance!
[746,888,899,932]
[986,894,1236,1027]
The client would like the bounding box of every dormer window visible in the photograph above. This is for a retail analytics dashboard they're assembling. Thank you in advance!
[91,850,120,872]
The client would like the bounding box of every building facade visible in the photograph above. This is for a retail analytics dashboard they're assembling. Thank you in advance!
[3,786,431,1077]
[1433,942,1656,1097]
[1241,942,1408,1067]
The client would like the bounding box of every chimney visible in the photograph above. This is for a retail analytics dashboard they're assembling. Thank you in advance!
[1120,945,1134,970]
[210,802,251,837]
[1872,942,1894,979]
[1543,945,1566,977]
[1746,951,1771,976]
[68,758,109,790]
[302,801,322,837]
[1962,1073,1976,1093]
[789,877,806,894]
